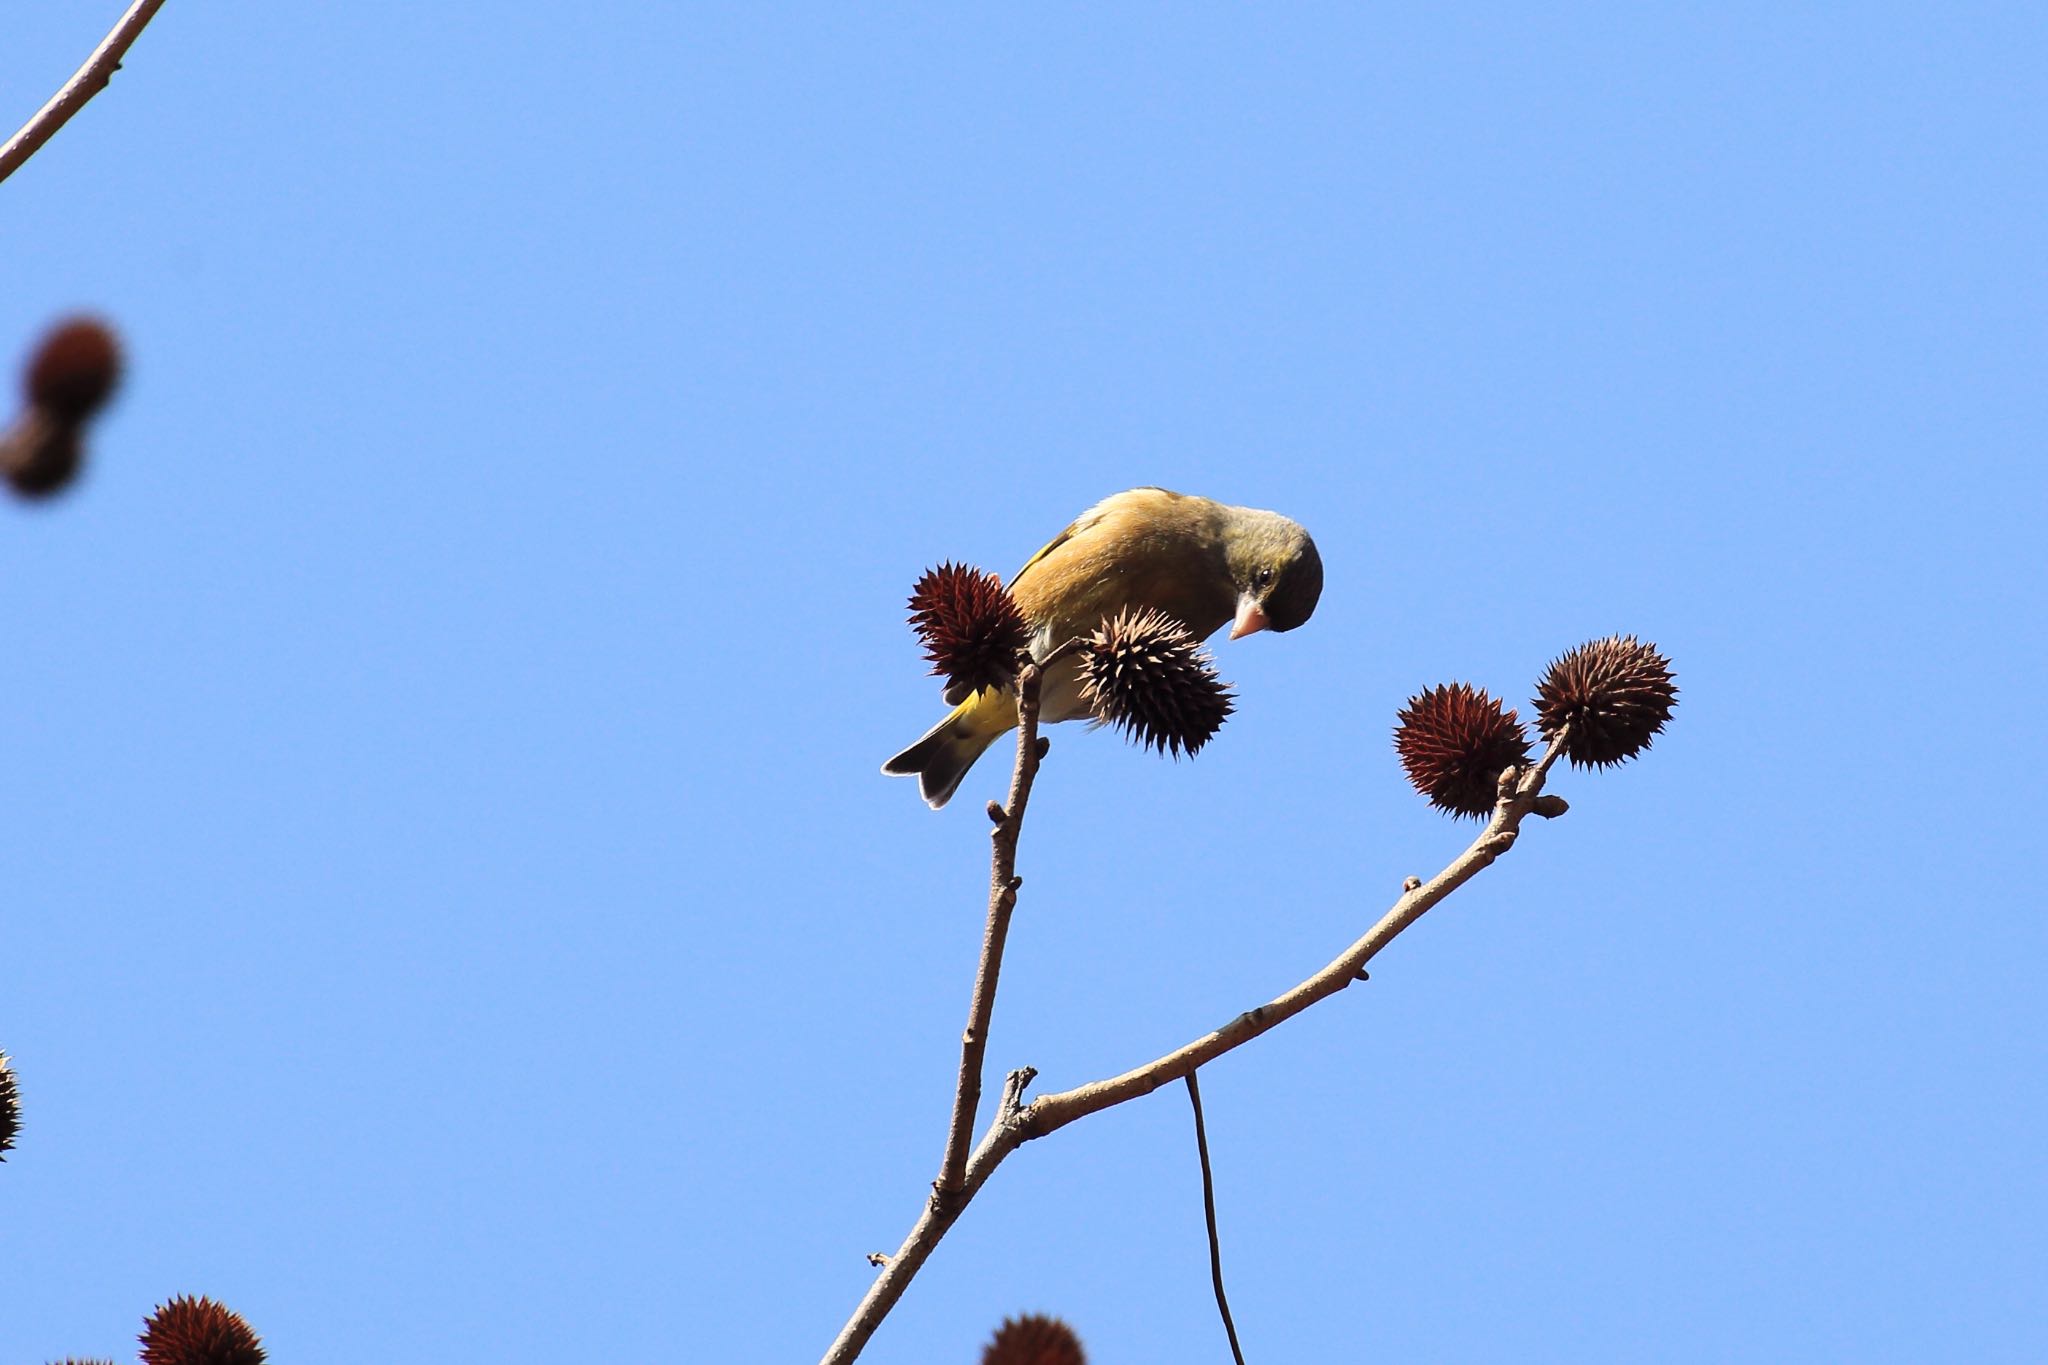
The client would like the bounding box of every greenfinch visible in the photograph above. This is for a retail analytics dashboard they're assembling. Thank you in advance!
[884,487,1323,808]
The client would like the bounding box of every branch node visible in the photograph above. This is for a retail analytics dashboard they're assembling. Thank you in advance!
[1008,875,1022,892]
[1035,736,1050,759]
[1354,967,1371,982]
[1531,793,1570,819]
[998,1066,1038,1122]
[987,800,1006,824]
[865,1251,892,1267]
[1402,875,1422,892]
[1012,1101,1044,1140]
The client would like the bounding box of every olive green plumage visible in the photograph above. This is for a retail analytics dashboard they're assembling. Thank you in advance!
[884,487,1323,808]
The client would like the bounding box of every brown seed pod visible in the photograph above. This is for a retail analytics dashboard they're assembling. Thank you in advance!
[1535,635,1678,768]
[1395,683,1532,818]
[1,411,83,498]
[1079,607,1234,758]
[139,1295,266,1365]
[982,1313,1087,1365]
[26,317,122,423]
[0,1051,17,1159]
[906,562,1032,701]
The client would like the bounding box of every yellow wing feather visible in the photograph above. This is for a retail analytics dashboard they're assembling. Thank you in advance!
[1007,487,1182,589]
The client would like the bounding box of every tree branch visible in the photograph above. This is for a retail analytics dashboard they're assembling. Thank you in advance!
[824,1068,1037,1365]
[822,733,1571,1364]
[0,0,168,188]
[1187,1070,1247,1365]
[933,662,1049,1208]
[1023,734,1568,1138]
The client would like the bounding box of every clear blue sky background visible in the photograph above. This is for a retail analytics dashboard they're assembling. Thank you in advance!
[4,5,2043,1362]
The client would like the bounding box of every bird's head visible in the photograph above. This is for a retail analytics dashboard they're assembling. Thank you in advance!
[1223,511,1323,639]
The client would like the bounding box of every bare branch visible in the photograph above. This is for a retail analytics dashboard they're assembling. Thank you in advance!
[935,662,1049,1206]
[823,1077,1035,1365]
[822,733,1573,1364]
[0,0,168,187]
[1022,734,1569,1139]
[1187,1071,1247,1365]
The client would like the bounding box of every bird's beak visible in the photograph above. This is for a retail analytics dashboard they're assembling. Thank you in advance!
[1229,595,1271,640]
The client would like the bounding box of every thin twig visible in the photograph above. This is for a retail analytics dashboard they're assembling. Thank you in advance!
[0,0,168,187]
[1187,1071,1247,1365]
[822,736,1572,1365]
[934,662,1049,1208]
[1021,734,1569,1138]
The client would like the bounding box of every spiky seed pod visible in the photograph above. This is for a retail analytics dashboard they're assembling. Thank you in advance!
[1535,635,1677,768]
[981,1313,1087,1365]
[0,1051,17,1159]
[907,562,1032,700]
[25,318,121,423]
[138,1296,266,1365]
[1,412,84,499]
[1395,683,1532,818]
[1079,607,1234,758]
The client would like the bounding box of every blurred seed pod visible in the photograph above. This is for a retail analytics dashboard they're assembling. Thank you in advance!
[982,1313,1086,1365]
[1079,607,1234,758]
[5,316,121,500]
[1534,635,1678,768]
[907,562,1032,701]
[26,317,122,423]
[1395,683,1532,818]
[139,1296,266,1365]
[1,410,83,498]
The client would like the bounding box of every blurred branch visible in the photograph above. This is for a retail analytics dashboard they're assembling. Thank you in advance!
[822,733,1572,1364]
[0,0,168,187]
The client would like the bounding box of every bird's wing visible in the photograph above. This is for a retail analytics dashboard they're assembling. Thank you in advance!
[1007,487,1179,589]
[1007,513,1096,589]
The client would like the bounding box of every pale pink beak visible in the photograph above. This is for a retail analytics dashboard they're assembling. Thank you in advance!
[1229,596,1270,640]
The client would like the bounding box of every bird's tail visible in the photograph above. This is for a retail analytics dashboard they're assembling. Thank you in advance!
[882,690,1018,809]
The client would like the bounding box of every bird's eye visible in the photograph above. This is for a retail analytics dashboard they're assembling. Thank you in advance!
[1252,568,1274,591]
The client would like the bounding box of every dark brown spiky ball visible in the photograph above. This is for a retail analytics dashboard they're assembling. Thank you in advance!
[26,318,122,423]
[1395,683,1532,818]
[1535,635,1677,768]
[982,1313,1087,1365]
[0,1051,17,1159]
[139,1296,266,1365]
[907,562,1032,701]
[1079,607,1234,758]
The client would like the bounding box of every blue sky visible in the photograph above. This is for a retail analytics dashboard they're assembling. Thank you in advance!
[4,4,2043,1362]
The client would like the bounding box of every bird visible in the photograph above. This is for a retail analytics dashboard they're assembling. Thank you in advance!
[883,487,1323,808]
